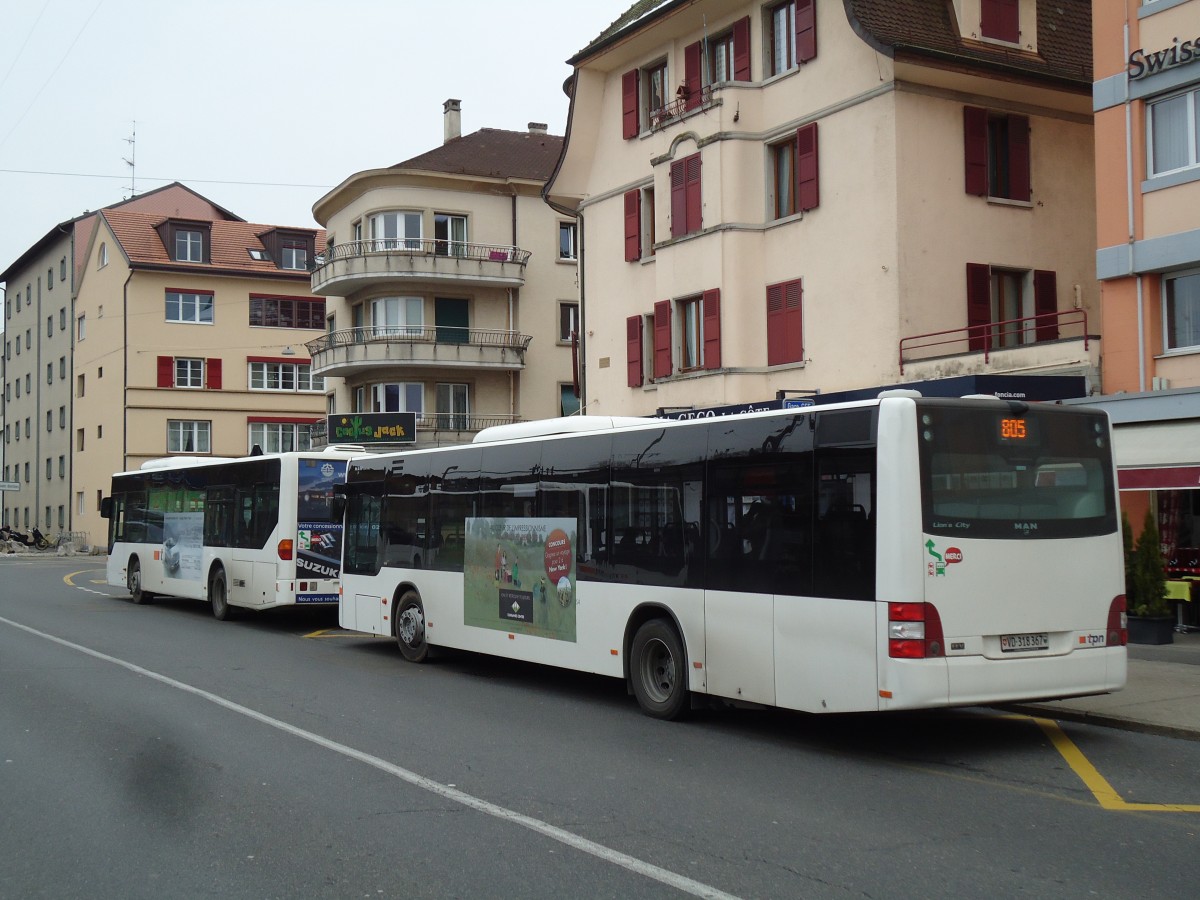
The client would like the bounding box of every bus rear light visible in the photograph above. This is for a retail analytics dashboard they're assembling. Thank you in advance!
[888,602,945,659]
[1107,594,1127,647]
[278,539,294,560]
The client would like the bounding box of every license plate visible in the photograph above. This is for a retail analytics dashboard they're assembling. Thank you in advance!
[1000,632,1049,652]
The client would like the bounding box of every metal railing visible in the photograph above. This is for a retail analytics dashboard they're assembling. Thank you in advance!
[898,309,1090,375]
[320,238,531,266]
[305,326,532,355]
[648,84,715,130]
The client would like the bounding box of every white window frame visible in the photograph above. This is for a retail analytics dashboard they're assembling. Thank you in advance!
[280,239,307,270]
[167,420,211,453]
[435,382,470,430]
[1147,87,1200,177]
[369,211,423,250]
[166,291,215,324]
[175,229,204,262]
[558,302,579,343]
[372,382,424,414]
[175,358,204,388]
[248,361,324,392]
[1163,268,1200,352]
[371,297,424,338]
[249,422,312,454]
[559,222,578,260]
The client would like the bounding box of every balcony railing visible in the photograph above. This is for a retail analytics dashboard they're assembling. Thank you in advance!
[899,309,1091,375]
[648,84,714,130]
[323,238,530,266]
[306,326,532,355]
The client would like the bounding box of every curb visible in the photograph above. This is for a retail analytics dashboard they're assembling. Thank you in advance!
[999,703,1200,743]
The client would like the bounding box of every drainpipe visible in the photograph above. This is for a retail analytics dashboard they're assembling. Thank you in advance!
[1124,20,1145,392]
[123,269,133,472]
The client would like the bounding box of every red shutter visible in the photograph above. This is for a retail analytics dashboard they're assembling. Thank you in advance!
[684,41,702,110]
[797,122,819,211]
[981,0,1020,43]
[732,17,751,81]
[767,279,803,365]
[1033,270,1059,342]
[685,154,702,233]
[1008,114,1031,202]
[622,69,639,139]
[157,356,173,388]
[670,159,687,238]
[966,263,992,351]
[796,0,817,63]
[703,289,721,369]
[206,358,222,390]
[624,190,642,262]
[653,299,672,379]
[626,315,644,387]
[964,106,988,196]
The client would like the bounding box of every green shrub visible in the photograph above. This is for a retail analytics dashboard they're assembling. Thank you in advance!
[1129,508,1169,618]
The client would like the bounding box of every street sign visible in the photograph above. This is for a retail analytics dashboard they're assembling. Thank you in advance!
[0,481,19,491]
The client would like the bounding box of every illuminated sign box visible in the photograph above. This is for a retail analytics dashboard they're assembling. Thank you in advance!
[326,412,417,444]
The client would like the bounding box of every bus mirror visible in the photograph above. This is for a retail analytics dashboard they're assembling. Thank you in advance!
[100,497,112,519]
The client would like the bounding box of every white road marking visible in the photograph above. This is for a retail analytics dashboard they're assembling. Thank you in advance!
[0,614,741,900]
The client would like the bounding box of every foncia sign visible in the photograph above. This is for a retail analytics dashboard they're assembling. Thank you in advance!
[1128,34,1200,80]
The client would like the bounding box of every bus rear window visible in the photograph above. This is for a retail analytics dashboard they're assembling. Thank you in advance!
[917,403,1117,540]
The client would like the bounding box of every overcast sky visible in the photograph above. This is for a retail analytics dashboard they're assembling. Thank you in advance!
[0,0,625,277]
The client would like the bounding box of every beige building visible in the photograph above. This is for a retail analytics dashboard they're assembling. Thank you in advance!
[309,101,578,447]
[70,185,328,545]
[546,0,1101,415]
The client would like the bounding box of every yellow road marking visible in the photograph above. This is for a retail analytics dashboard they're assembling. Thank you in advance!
[303,628,374,639]
[1032,715,1200,813]
[63,568,106,587]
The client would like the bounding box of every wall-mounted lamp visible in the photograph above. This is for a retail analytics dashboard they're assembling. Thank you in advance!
[281,346,296,356]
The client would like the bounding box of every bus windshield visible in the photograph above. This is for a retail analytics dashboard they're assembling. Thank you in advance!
[918,402,1117,540]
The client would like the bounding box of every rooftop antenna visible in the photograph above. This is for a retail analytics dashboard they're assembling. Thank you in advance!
[122,121,137,198]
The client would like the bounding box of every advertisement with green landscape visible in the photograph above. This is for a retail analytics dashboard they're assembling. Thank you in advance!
[464,517,577,642]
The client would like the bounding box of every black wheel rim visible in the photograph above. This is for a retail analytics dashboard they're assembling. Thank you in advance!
[638,637,676,704]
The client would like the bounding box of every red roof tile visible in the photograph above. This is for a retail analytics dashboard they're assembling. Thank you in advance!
[393,128,564,181]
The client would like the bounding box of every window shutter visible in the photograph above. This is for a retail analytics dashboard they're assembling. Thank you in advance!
[626,315,644,387]
[797,122,819,211]
[981,0,1019,43]
[685,154,702,233]
[966,263,992,351]
[622,69,639,139]
[796,0,817,63]
[732,17,751,82]
[157,356,173,388]
[206,358,222,390]
[963,107,988,196]
[653,299,672,379]
[624,190,642,262]
[684,41,702,109]
[1033,270,1059,342]
[1008,114,1031,202]
[703,289,721,369]
[767,279,803,366]
[670,159,687,238]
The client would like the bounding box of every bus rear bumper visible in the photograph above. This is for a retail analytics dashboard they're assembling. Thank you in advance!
[882,647,1127,711]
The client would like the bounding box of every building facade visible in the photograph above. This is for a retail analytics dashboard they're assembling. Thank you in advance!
[546,0,1100,417]
[309,102,578,448]
[70,187,328,545]
[1090,0,1200,600]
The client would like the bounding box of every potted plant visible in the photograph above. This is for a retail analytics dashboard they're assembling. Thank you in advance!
[1125,509,1174,644]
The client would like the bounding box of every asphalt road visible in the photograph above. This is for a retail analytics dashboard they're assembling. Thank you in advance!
[2,557,1199,899]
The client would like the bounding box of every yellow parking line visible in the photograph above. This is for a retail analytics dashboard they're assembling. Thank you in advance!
[63,568,106,588]
[1032,716,1200,813]
[303,628,374,639]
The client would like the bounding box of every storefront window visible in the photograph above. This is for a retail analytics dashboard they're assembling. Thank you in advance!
[1164,270,1200,351]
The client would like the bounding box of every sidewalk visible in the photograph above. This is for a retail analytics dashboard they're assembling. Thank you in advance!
[1005,631,1200,740]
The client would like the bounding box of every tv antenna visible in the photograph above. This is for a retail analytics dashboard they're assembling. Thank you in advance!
[122,121,137,198]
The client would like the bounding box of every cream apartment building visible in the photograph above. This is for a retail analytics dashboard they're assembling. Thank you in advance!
[309,102,578,446]
[546,0,1101,415]
[71,188,328,545]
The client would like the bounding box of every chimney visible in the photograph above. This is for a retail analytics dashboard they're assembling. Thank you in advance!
[528,122,548,135]
[443,99,462,143]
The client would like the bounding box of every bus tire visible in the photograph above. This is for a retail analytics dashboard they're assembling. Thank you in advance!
[630,618,689,720]
[128,558,154,605]
[395,592,428,663]
[210,568,234,621]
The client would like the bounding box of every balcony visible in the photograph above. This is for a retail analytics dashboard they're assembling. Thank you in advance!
[648,85,715,131]
[899,310,1099,380]
[311,238,532,296]
[311,413,522,448]
[305,326,532,378]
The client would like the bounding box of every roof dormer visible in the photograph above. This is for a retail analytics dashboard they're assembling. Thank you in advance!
[258,227,316,271]
[155,219,212,264]
[953,0,1038,52]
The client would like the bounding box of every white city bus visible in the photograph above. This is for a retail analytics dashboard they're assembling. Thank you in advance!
[103,448,359,619]
[337,394,1126,718]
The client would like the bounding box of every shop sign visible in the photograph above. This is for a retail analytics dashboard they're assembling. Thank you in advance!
[326,412,416,444]
[1128,36,1200,80]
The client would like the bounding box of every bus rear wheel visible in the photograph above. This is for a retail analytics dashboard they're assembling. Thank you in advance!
[630,618,689,720]
[128,558,154,605]
[209,569,234,621]
[395,592,428,663]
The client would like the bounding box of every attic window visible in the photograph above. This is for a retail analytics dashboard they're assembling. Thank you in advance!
[980,0,1019,44]
[247,249,270,261]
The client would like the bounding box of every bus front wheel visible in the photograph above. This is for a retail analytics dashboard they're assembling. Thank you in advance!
[128,558,154,605]
[395,592,428,663]
[210,569,234,621]
[630,618,689,720]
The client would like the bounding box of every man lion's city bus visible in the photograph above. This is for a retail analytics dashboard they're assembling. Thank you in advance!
[103,449,359,619]
[336,394,1126,718]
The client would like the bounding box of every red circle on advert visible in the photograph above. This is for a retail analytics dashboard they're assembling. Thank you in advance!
[945,547,963,564]
[544,529,573,579]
